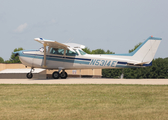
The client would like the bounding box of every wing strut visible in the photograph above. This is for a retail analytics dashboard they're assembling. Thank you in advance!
[43,43,47,68]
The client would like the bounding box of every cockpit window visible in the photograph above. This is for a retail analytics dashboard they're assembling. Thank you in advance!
[66,50,78,56]
[39,47,48,53]
[79,49,86,55]
[50,48,64,55]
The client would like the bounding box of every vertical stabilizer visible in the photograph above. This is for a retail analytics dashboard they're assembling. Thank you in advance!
[131,36,162,64]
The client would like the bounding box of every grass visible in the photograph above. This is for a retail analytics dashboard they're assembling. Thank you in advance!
[0,84,168,120]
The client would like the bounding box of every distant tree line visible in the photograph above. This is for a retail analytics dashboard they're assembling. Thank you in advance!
[0,44,168,78]
[101,58,168,79]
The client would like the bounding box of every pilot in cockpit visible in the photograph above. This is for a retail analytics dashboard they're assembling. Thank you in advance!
[39,47,44,52]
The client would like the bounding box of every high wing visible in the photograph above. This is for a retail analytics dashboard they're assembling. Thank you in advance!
[34,38,85,51]
[34,38,67,49]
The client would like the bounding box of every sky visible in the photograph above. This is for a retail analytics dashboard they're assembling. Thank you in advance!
[0,0,168,60]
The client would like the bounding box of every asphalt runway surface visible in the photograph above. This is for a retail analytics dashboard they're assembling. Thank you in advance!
[0,78,168,85]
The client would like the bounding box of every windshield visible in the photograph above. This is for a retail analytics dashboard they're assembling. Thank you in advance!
[79,49,86,55]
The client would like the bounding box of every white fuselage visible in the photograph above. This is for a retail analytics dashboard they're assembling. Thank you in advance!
[13,36,161,79]
[18,49,142,70]
[17,36,162,70]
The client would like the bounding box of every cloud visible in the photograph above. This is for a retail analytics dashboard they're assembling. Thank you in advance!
[14,23,28,33]
[33,19,58,29]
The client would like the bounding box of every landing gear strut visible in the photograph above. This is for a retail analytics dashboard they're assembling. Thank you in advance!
[26,68,34,79]
[52,70,68,79]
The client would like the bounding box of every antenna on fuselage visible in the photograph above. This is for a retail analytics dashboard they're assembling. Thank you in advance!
[66,38,74,43]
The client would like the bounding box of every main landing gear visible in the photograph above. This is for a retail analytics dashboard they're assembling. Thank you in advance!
[52,70,68,79]
[26,68,68,79]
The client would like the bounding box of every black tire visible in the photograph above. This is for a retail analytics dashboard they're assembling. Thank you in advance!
[60,72,68,79]
[52,71,60,79]
[26,73,33,79]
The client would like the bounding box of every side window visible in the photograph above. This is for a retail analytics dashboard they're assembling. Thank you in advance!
[57,49,64,55]
[66,50,78,56]
[50,48,64,55]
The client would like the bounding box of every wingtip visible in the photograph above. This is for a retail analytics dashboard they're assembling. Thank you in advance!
[34,38,40,41]
[148,36,162,40]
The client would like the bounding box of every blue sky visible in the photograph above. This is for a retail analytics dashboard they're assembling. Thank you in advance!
[0,0,167,60]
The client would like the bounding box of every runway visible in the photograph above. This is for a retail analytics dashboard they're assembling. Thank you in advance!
[0,78,168,85]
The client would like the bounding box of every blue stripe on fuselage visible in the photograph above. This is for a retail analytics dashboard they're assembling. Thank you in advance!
[20,52,91,65]
[117,61,127,64]
[20,52,152,67]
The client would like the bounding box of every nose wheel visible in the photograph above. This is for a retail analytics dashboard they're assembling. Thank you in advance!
[52,70,68,79]
[27,73,33,79]
[26,68,34,79]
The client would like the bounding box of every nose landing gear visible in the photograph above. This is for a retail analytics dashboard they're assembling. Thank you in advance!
[26,68,34,79]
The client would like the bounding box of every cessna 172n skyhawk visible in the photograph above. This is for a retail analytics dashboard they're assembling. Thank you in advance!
[14,36,162,79]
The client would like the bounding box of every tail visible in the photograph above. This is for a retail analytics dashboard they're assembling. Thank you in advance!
[130,36,162,66]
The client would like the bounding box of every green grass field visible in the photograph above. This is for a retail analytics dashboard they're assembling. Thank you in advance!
[0,84,168,120]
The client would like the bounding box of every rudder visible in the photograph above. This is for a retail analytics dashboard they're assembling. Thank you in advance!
[131,36,162,64]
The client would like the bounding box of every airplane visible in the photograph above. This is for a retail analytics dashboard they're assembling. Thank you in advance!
[13,36,162,79]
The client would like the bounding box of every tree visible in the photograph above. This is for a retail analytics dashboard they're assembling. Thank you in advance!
[82,47,92,54]
[5,47,24,63]
[91,49,106,54]
[129,42,142,53]
[83,48,115,54]
[0,57,4,63]
[102,69,122,78]
[123,58,168,79]
[106,50,114,54]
